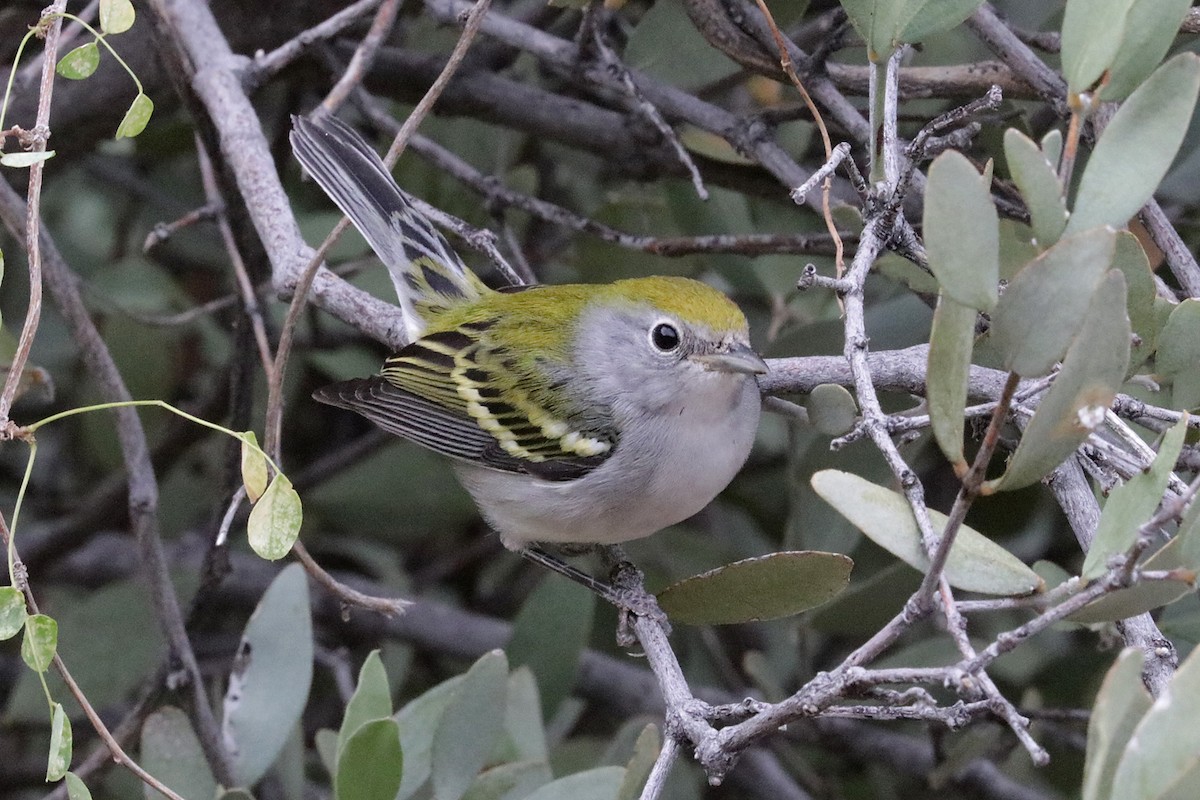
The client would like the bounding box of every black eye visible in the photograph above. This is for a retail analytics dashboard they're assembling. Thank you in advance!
[650,322,680,352]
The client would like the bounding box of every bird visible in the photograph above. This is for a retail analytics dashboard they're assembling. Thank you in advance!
[290,113,765,554]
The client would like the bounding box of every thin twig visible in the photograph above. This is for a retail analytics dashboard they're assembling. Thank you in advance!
[0,516,187,800]
[0,1,67,427]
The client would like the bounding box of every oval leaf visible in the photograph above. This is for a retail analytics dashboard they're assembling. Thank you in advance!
[47,703,72,782]
[335,718,403,800]
[1157,299,1200,376]
[1070,535,1194,624]
[433,650,508,800]
[1082,416,1188,579]
[1100,0,1193,101]
[523,767,627,800]
[897,0,985,44]
[240,431,268,503]
[1061,0,1134,94]
[0,586,27,640]
[141,706,217,800]
[990,227,1116,377]
[1003,128,1068,248]
[923,150,1000,310]
[617,724,660,800]
[99,0,136,34]
[988,270,1131,491]
[811,470,1043,595]
[395,674,465,800]
[115,93,153,139]
[1083,649,1153,800]
[1112,231,1158,372]
[56,42,100,80]
[65,772,93,800]
[21,613,57,672]
[1068,53,1200,233]
[805,383,859,437]
[247,473,302,560]
[1,150,56,168]
[223,563,314,787]
[657,551,852,625]
[338,650,392,757]
[926,293,976,469]
[1111,643,1200,798]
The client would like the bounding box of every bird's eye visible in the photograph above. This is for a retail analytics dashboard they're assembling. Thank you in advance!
[650,322,680,352]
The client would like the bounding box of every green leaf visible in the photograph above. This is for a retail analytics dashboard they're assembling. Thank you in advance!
[240,431,268,503]
[99,0,136,34]
[21,613,57,672]
[1083,649,1153,800]
[897,0,985,44]
[141,706,218,800]
[1082,417,1188,579]
[1101,0,1193,100]
[1158,299,1200,378]
[1112,232,1159,372]
[64,772,93,800]
[1070,536,1194,624]
[839,0,907,59]
[0,586,27,640]
[335,718,403,800]
[1068,53,1200,234]
[395,674,465,800]
[115,93,153,139]
[1061,0,1135,94]
[657,551,853,625]
[1111,643,1200,798]
[811,470,1044,595]
[507,577,593,717]
[316,728,339,776]
[523,767,626,800]
[56,42,100,80]
[988,270,1131,491]
[433,650,508,800]
[47,703,72,782]
[926,294,976,468]
[923,150,999,310]
[247,473,302,560]
[1177,488,1200,570]
[462,762,551,800]
[805,383,859,436]
[1,150,56,168]
[617,724,660,800]
[989,227,1116,377]
[1041,129,1063,168]
[223,563,314,787]
[1003,128,1068,248]
[338,650,393,757]
[498,667,549,765]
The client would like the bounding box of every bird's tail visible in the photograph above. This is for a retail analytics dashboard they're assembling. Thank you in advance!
[290,114,488,341]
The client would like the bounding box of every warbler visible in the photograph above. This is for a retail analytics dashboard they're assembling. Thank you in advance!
[291,115,765,550]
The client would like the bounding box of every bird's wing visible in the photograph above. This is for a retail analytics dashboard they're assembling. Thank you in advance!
[314,326,617,482]
[290,114,488,340]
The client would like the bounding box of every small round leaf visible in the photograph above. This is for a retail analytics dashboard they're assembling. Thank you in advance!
[0,586,28,640]
[247,474,302,560]
[805,384,858,436]
[56,42,99,80]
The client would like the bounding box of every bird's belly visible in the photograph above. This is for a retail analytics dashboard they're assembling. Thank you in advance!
[455,381,760,548]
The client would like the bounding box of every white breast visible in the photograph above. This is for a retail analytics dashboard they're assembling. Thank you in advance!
[455,372,761,549]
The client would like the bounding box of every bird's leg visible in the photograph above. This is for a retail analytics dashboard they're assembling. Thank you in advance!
[598,545,671,646]
[518,545,670,646]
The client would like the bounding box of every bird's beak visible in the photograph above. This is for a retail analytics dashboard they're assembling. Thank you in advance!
[691,344,768,375]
